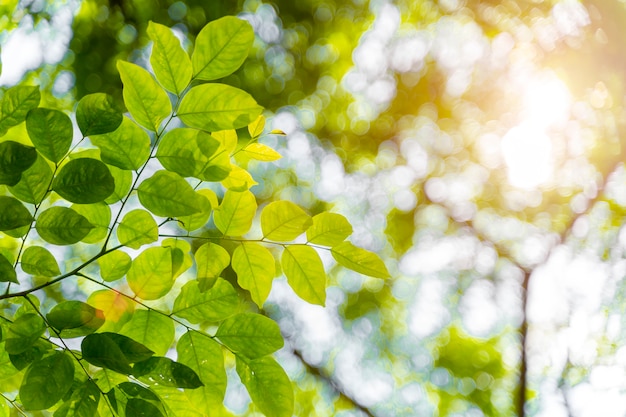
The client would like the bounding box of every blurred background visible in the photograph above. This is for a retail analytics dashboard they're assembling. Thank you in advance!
[3,0,626,415]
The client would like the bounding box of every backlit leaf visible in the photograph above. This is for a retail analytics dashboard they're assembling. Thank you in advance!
[76,93,123,136]
[36,206,94,245]
[118,60,171,132]
[261,200,312,241]
[231,243,275,307]
[282,245,326,306]
[120,310,174,356]
[47,300,104,338]
[72,202,111,244]
[192,16,254,80]
[172,279,238,323]
[21,246,61,277]
[221,165,258,190]
[127,246,175,300]
[87,290,135,330]
[90,116,151,171]
[0,253,18,283]
[54,380,100,417]
[0,140,37,185]
[117,209,158,249]
[81,333,154,374]
[0,196,32,231]
[137,170,209,218]
[212,129,238,154]
[105,164,132,204]
[5,313,46,355]
[243,143,281,161]
[236,356,294,417]
[178,83,262,131]
[25,108,72,163]
[108,382,166,417]
[148,21,192,94]
[52,158,115,204]
[8,153,53,204]
[306,212,353,246]
[0,86,40,135]
[177,331,226,410]
[133,356,203,388]
[98,250,132,282]
[216,313,283,359]
[247,115,265,138]
[331,241,391,279]
[178,189,216,232]
[19,351,74,411]
[214,189,257,236]
[195,242,230,291]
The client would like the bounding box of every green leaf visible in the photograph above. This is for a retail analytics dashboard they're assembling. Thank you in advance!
[178,83,263,131]
[261,200,312,241]
[133,357,203,389]
[0,253,17,283]
[282,245,326,306]
[0,86,40,135]
[54,380,100,417]
[105,164,133,204]
[137,170,209,218]
[214,189,257,236]
[127,246,175,300]
[90,116,151,171]
[25,108,73,163]
[47,301,104,338]
[72,202,111,244]
[0,196,33,231]
[52,158,115,203]
[331,241,391,279]
[36,206,94,245]
[81,333,154,374]
[117,60,172,132]
[19,351,74,411]
[9,341,49,371]
[117,209,158,249]
[98,250,132,282]
[5,313,46,355]
[243,143,282,161]
[8,153,53,204]
[216,313,283,359]
[108,382,166,417]
[177,331,226,410]
[236,356,294,417]
[306,212,353,246]
[192,16,254,81]
[21,246,61,277]
[172,279,238,323]
[178,188,216,232]
[120,310,174,356]
[0,140,37,185]
[76,93,123,136]
[195,242,230,291]
[232,243,275,307]
[148,21,192,94]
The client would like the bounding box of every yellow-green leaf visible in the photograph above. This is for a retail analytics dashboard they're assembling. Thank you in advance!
[331,241,390,279]
[195,242,230,291]
[282,245,326,306]
[127,247,175,300]
[306,212,353,247]
[261,200,312,241]
[231,243,275,307]
[214,189,257,236]
[21,246,60,277]
[117,209,158,249]
[243,143,281,161]
[236,356,294,417]
[148,21,192,94]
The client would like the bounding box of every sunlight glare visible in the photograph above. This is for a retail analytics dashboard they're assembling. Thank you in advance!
[502,123,552,189]
[523,74,571,128]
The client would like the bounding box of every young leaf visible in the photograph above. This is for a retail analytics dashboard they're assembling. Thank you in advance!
[127,246,175,300]
[232,243,275,307]
[178,83,262,131]
[98,250,132,282]
[35,206,94,245]
[52,158,115,203]
[90,116,151,171]
[331,241,391,279]
[216,313,283,359]
[21,246,61,277]
[25,108,73,163]
[117,209,158,249]
[192,16,254,80]
[0,196,33,231]
[0,140,37,185]
[282,245,326,306]
[306,212,353,246]
[243,143,282,161]
[213,189,257,236]
[117,60,172,132]
[236,356,294,417]
[8,153,53,204]
[221,165,258,190]
[261,200,312,241]
[147,21,192,94]
[5,313,46,355]
[19,351,74,411]
[0,253,18,283]
[248,114,265,138]
[54,380,100,417]
[195,242,230,291]
[120,310,174,356]
[177,331,226,409]
[46,300,104,338]
[137,170,209,218]
[133,357,203,389]
[172,279,238,323]
[0,85,40,135]
[212,129,238,154]
[76,93,123,136]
